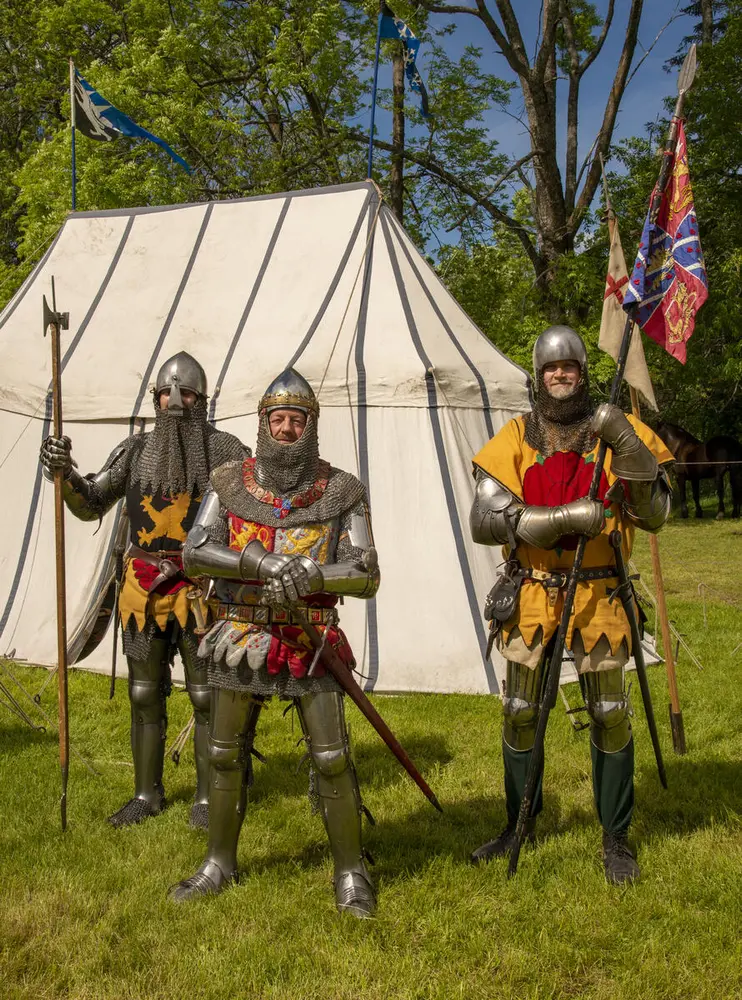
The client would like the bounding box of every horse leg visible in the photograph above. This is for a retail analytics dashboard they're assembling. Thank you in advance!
[692,475,703,518]
[715,469,726,520]
[678,474,689,518]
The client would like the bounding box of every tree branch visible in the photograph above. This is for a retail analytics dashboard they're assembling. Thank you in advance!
[570,0,644,230]
[346,129,542,270]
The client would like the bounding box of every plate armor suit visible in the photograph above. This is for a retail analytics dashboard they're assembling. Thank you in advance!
[170,369,380,918]
[39,352,248,829]
[468,326,673,883]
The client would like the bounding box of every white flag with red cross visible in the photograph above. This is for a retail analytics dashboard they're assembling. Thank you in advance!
[599,219,658,410]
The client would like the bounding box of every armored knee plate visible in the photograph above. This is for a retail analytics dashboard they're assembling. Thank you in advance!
[581,668,631,753]
[187,683,211,722]
[129,678,165,726]
[502,659,542,752]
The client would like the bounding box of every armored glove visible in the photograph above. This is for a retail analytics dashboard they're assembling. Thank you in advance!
[40,435,74,477]
[517,497,605,549]
[592,403,657,481]
[260,554,324,607]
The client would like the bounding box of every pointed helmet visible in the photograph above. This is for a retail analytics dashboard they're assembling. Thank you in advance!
[258,368,319,420]
[154,351,208,416]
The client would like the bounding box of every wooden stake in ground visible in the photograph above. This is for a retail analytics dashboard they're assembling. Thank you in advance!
[43,280,71,829]
[629,386,687,754]
[600,159,687,755]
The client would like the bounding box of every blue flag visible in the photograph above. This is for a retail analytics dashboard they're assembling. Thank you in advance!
[379,5,430,117]
[73,67,191,174]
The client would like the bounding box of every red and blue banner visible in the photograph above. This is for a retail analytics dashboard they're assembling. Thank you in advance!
[622,120,707,363]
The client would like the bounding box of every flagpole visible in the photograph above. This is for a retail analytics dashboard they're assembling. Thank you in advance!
[69,59,77,211]
[599,159,687,757]
[367,6,384,179]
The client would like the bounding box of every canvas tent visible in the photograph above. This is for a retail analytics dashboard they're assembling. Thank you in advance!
[0,180,535,694]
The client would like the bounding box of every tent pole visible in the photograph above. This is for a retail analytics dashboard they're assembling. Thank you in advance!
[367,8,384,179]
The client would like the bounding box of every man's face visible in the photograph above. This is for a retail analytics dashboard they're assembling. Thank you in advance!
[542,360,581,399]
[158,388,197,410]
[268,408,307,443]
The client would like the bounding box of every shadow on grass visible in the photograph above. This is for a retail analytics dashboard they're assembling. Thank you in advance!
[0,719,54,755]
[245,733,454,805]
[635,755,742,838]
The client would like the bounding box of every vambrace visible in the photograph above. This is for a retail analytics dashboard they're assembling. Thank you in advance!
[44,440,131,522]
[469,471,523,545]
[183,487,288,581]
[617,466,672,533]
[60,468,108,522]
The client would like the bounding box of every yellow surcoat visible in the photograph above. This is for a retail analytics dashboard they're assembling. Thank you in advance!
[473,414,673,655]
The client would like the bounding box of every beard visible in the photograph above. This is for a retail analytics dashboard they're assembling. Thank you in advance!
[253,412,320,495]
[523,369,596,457]
[132,397,213,496]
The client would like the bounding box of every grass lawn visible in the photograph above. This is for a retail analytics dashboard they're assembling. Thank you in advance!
[1,499,741,1000]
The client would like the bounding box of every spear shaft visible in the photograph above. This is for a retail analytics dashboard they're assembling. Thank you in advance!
[44,280,70,831]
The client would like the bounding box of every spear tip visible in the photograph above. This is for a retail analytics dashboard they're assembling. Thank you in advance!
[678,43,697,97]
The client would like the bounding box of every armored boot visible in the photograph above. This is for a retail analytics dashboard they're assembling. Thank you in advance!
[109,655,167,827]
[170,691,262,902]
[298,692,375,919]
[471,660,543,864]
[581,669,638,885]
[181,628,211,829]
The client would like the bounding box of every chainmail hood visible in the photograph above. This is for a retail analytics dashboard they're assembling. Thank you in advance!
[254,412,321,494]
[523,368,596,457]
[131,397,247,495]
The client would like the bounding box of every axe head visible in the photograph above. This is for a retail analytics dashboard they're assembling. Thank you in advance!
[43,295,70,337]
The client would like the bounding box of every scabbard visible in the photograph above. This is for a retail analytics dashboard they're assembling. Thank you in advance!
[609,531,667,789]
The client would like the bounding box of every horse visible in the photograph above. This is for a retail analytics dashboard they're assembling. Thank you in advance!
[655,421,742,519]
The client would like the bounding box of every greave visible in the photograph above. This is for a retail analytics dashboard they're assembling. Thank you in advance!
[192,721,210,807]
[202,691,264,878]
[204,758,247,878]
[131,718,166,806]
[297,692,374,916]
[128,667,167,807]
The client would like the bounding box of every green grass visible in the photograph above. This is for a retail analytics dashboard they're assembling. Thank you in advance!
[1,504,741,1000]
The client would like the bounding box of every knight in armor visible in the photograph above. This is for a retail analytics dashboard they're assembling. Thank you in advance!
[39,352,248,829]
[469,326,674,883]
[169,369,379,918]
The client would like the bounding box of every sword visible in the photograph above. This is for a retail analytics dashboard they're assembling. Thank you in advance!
[255,559,444,814]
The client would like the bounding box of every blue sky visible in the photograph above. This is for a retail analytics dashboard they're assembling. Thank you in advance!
[371,2,693,222]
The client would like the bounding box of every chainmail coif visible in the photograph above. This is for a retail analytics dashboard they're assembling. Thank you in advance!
[523,368,596,457]
[254,412,321,493]
[131,397,244,496]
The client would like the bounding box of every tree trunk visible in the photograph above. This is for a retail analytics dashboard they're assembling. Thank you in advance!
[701,0,713,46]
[390,44,405,224]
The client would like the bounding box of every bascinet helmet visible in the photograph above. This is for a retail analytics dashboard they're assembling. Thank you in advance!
[532,325,587,378]
[154,352,208,416]
[258,368,319,420]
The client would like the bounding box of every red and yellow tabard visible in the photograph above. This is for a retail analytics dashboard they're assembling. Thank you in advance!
[219,512,352,680]
[119,487,202,632]
[473,414,673,655]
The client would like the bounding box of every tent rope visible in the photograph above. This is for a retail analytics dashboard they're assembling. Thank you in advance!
[0,231,57,299]
[0,397,48,472]
[317,196,384,401]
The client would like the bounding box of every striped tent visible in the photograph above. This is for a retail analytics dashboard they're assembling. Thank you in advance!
[0,181,532,694]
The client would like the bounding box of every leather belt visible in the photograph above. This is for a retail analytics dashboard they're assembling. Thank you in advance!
[127,545,185,593]
[217,603,337,626]
[517,565,618,607]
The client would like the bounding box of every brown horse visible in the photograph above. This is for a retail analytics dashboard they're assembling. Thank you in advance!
[655,421,742,519]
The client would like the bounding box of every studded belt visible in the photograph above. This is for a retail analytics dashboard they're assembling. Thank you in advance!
[516,565,618,607]
[216,603,337,626]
